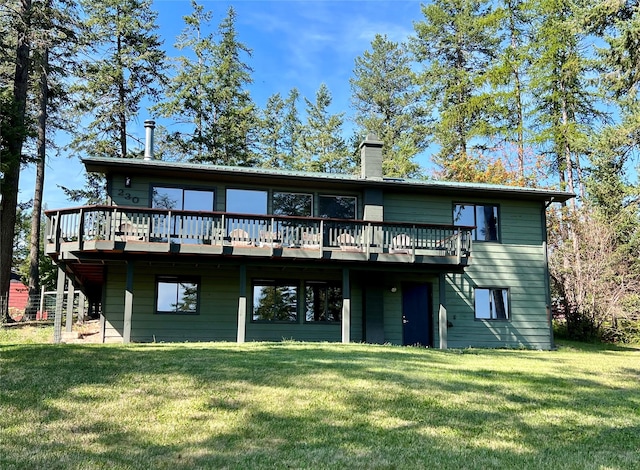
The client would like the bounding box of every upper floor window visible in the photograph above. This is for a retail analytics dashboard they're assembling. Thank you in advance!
[474,287,509,320]
[152,187,214,212]
[273,192,312,217]
[319,195,356,219]
[227,189,267,215]
[454,203,499,241]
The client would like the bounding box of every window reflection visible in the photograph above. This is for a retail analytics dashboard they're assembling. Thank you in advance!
[226,189,268,214]
[318,195,356,219]
[454,203,499,241]
[152,187,214,211]
[252,281,298,322]
[474,288,509,320]
[273,192,312,217]
[156,276,199,314]
[305,281,342,322]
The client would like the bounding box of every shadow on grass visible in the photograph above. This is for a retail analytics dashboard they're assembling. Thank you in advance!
[1,342,639,469]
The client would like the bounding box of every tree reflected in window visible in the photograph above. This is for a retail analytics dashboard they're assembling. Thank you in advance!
[318,195,356,219]
[156,276,199,314]
[474,288,509,320]
[454,203,499,241]
[252,281,298,322]
[273,192,312,217]
[305,281,342,322]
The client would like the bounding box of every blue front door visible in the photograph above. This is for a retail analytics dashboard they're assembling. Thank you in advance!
[402,283,432,346]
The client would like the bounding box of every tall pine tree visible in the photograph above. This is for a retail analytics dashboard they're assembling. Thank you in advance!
[488,0,533,182]
[411,0,502,181]
[0,0,32,321]
[350,34,426,178]
[153,0,217,160]
[301,84,351,174]
[69,0,166,160]
[528,0,601,201]
[195,6,256,166]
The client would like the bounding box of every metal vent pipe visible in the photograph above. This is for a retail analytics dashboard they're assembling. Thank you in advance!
[143,120,155,161]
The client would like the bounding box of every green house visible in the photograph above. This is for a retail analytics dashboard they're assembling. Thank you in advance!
[45,130,572,348]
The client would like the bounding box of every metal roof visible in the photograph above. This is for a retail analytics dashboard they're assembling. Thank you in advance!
[83,156,575,202]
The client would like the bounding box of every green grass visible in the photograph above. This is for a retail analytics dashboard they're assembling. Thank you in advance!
[0,322,55,344]
[1,331,639,469]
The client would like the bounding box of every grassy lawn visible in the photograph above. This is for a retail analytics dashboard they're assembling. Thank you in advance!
[1,326,639,469]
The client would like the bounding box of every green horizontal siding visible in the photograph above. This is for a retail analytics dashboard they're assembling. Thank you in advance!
[383,193,452,224]
[443,235,552,349]
[110,178,149,207]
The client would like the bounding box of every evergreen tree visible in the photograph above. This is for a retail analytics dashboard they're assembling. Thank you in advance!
[69,0,166,160]
[256,92,287,168]
[256,88,304,170]
[528,0,601,201]
[350,34,427,178]
[282,88,302,169]
[156,4,256,165]
[26,0,80,317]
[411,0,501,181]
[0,0,32,321]
[153,0,217,160]
[489,0,533,182]
[301,83,352,174]
[192,6,257,166]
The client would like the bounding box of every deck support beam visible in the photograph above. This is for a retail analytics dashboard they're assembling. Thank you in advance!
[342,268,350,344]
[77,291,86,325]
[438,272,448,349]
[123,261,134,343]
[53,266,66,343]
[65,281,75,333]
[237,264,247,343]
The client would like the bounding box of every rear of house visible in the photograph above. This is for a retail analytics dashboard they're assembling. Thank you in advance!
[45,134,572,348]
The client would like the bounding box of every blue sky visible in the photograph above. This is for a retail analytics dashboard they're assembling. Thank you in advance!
[19,0,427,210]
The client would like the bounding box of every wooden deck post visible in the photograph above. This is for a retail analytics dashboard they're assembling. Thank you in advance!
[53,266,66,343]
[237,264,247,343]
[123,261,134,343]
[77,291,86,325]
[438,272,448,349]
[65,281,75,333]
[342,268,350,344]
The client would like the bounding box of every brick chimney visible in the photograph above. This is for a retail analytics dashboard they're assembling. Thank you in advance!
[359,133,383,180]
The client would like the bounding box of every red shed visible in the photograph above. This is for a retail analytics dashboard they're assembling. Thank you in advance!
[8,275,29,321]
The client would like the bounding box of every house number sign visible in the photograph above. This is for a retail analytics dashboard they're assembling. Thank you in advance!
[117,188,140,203]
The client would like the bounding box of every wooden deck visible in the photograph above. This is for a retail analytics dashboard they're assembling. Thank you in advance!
[45,205,473,266]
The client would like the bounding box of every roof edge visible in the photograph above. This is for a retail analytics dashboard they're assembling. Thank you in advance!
[82,156,575,202]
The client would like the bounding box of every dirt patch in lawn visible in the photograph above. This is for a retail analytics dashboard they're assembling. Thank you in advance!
[62,320,102,343]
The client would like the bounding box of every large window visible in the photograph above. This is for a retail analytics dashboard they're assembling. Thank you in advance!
[319,195,356,219]
[273,192,312,217]
[151,187,215,243]
[152,187,214,211]
[454,203,499,241]
[227,189,267,214]
[305,281,342,322]
[156,276,199,314]
[474,288,509,320]
[252,280,298,322]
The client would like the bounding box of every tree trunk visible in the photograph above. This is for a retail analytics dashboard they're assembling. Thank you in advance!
[1,0,32,322]
[26,46,49,320]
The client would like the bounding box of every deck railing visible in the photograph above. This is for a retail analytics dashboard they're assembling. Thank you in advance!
[46,205,473,262]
